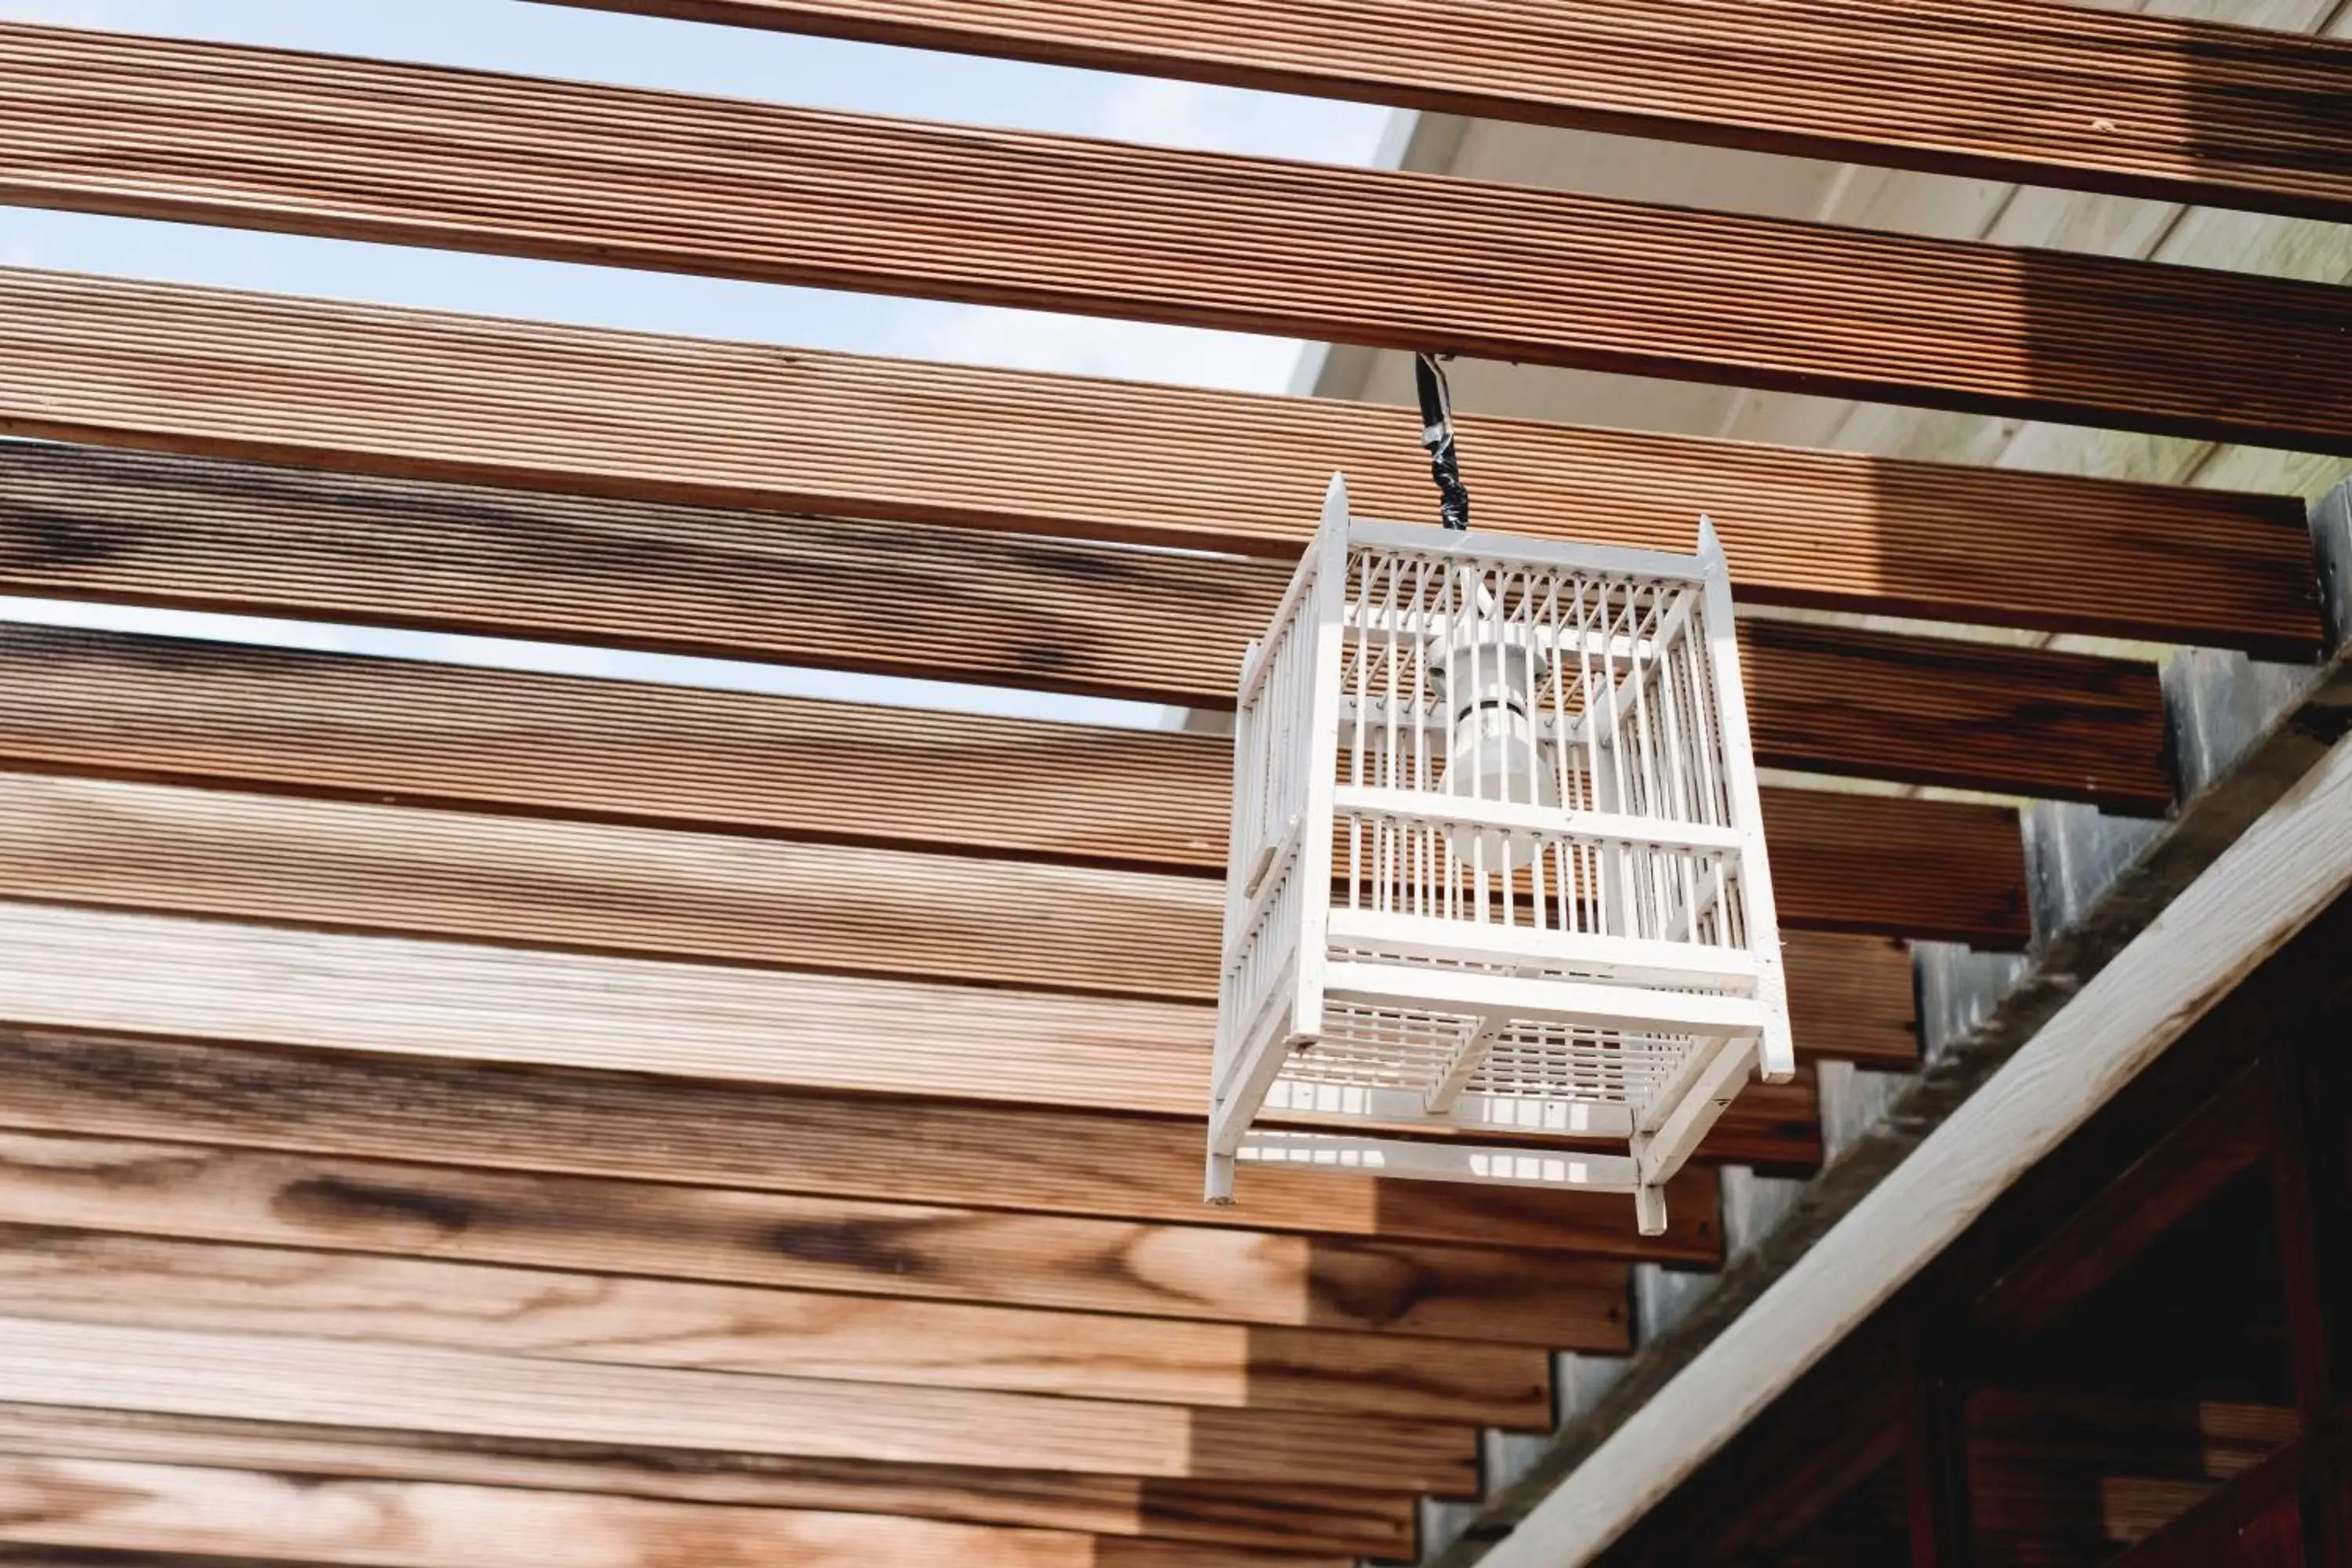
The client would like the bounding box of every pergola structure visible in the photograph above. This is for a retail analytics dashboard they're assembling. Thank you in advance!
[0,6,2346,1566]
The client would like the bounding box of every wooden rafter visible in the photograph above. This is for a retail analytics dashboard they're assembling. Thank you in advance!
[2,26,2348,449]
[546,0,2352,223]
[0,272,2320,657]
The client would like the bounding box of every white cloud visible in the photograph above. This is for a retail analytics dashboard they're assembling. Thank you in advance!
[1097,77,1388,165]
[891,303,1301,393]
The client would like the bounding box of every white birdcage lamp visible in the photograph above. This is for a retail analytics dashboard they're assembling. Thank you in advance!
[1207,468,1795,1236]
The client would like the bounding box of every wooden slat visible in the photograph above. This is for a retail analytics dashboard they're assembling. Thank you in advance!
[0,1225,1554,1426]
[0,770,1918,1065]
[0,272,2319,658]
[0,444,2176,811]
[549,0,2352,223]
[0,1130,1632,1347]
[3,27,2347,453]
[0,623,2031,944]
[0,1454,1353,1567]
[0,1404,1417,1558]
[0,1316,1479,1494]
[0,1027,1725,1258]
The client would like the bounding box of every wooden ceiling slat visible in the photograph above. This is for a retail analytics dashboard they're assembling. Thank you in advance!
[545,0,2352,223]
[0,1404,1420,1558]
[0,445,2176,812]
[2,27,2348,452]
[0,624,2030,945]
[0,1316,1480,1494]
[0,1131,1632,1348]
[0,771,1917,1065]
[0,1028,1726,1257]
[0,901,1824,1174]
[0,1225,1552,1427]
[0,273,2319,658]
[0,1453,1354,1567]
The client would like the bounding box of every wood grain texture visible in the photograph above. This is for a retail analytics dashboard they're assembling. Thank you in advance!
[0,443,2176,811]
[0,270,2319,656]
[0,623,2031,943]
[546,0,2352,222]
[2,27,2347,451]
[0,771,1918,1065]
[0,1316,1479,1494]
[0,1454,1353,1567]
[0,1028,1723,1258]
[0,1405,1417,1557]
[0,1131,1631,1347]
[0,1223,1555,1425]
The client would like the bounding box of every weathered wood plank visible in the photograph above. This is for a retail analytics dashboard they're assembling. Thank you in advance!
[0,624,2031,944]
[0,1454,1353,1566]
[0,1405,1416,1558]
[0,1131,1632,1346]
[0,771,1918,1064]
[0,1223,1555,1425]
[0,444,2176,811]
[546,0,2352,223]
[0,1316,1479,1494]
[0,1029,1722,1258]
[0,272,2319,656]
[3,27,2347,450]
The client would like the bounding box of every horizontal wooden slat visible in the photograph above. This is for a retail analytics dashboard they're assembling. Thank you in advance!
[0,1404,1417,1557]
[0,1316,1479,1493]
[0,623,2030,943]
[0,1454,1352,1567]
[0,1225,1551,1426]
[0,1028,1725,1258]
[550,0,2352,223]
[0,273,2319,658]
[3,27,2347,452]
[0,444,2176,811]
[0,1130,1632,1347]
[0,770,1918,1065]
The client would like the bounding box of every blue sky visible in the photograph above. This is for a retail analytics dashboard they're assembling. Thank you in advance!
[0,1,1399,724]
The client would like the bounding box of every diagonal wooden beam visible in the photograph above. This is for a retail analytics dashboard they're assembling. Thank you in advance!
[546,0,2352,224]
[0,624,2031,945]
[3,27,2348,452]
[0,273,2321,659]
[0,445,2177,812]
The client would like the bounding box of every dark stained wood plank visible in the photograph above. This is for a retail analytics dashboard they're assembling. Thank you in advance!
[3,27,2348,450]
[0,1028,1723,1259]
[0,272,2320,658]
[0,1403,1417,1558]
[0,623,2031,944]
[0,443,2176,811]
[547,0,2352,223]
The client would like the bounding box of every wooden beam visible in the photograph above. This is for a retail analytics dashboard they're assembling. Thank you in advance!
[545,0,2352,224]
[0,1315,1479,1494]
[0,1129,1632,1346]
[0,623,2031,944]
[0,445,2178,812]
[0,1403,1417,1558]
[0,274,2320,658]
[0,1224,1555,1426]
[4,27,2348,452]
[0,1454,1355,1567]
[0,1027,1724,1258]
[0,770,1918,1065]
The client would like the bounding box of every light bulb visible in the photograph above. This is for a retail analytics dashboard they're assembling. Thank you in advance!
[1428,616,1557,865]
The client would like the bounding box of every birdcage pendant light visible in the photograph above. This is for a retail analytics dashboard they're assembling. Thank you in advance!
[1208,474,1795,1236]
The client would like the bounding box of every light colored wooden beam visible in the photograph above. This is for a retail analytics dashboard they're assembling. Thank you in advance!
[0,271,2319,656]
[0,1403,1417,1558]
[0,1029,1725,1258]
[546,0,2352,223]
[0,1315,1478,1494]
[0,1453,1353,1567]
[3,26,2347,450]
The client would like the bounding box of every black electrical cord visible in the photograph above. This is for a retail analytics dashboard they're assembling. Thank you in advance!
[1414,352,1471,532]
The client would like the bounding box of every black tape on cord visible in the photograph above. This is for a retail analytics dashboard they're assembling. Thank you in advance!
[1415,353,1472,532]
